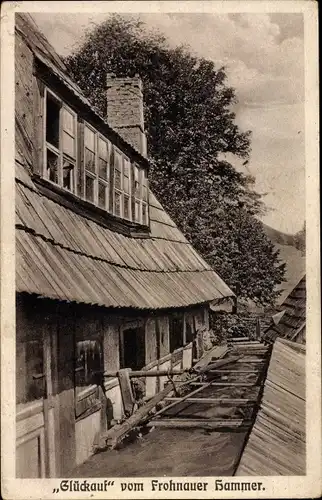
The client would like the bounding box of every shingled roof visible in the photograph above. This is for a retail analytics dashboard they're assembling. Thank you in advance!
[263,275,306,344]
[15,14,234,310]
[236,338,306,476]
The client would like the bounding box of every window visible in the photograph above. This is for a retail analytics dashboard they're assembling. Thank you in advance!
[41,86,149,226]
[84,123,110,209]
[185,313,195,344]
[16,338,45,404]
[74,326,103,418]
[44,89,77,192]
[113,149,132,220]
[121,327,145,370]
[169,313,184,352]
[134,164,148,224]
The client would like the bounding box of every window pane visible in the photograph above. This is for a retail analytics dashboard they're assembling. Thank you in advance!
[62,159,74,191]
[85,175,94,202]
[135,180,141,198]
[98,138,108,160]
[114,150,122,172]
[62,131,75,158]
[46,149,59,184]
[85,148,95,173]
[124,195,130,220]
[123,158,130,176]
[46,94,60,148]
[135,200,141,223]
[84,126,95,151]
[134,165,140,181]
[16,340,44,404]
[142,203,148,225]
[142,185,148,201]
[114,169,122,190]
[114,191,122,217]
[62,108,75,135]
[98,182,106,209]
[123,175,130,194]
[99,158,108,180]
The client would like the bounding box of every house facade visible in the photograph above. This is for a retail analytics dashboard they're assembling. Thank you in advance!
[15,14,235,478]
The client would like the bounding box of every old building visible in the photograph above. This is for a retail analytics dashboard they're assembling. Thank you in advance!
[15,13,235,477]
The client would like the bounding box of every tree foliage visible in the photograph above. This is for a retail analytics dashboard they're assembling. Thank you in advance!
[294,222,306,254]
[65,14,286,306]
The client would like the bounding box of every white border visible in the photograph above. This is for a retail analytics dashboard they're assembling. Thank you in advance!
[1,1,320,499]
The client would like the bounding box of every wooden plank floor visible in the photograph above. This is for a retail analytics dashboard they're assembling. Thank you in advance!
[148,338,271,433]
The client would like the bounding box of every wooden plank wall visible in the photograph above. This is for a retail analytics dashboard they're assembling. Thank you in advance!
[15,31,36,166]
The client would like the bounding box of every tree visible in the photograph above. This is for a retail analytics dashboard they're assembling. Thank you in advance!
[65,14,285,306]
[294,222,306,254]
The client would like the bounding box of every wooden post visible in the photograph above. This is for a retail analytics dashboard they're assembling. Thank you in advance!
[118,368,135,416]
[43,328,56,477]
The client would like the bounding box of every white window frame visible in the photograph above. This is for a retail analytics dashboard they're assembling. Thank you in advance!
[83,121,111,211]
[133,164,149,225]
[43,87,77,193]
[113,147,132,221]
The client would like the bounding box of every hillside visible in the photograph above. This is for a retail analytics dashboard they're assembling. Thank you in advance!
[262,224,305,304]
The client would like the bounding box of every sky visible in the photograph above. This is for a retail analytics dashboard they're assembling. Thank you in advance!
[31,12,305,234]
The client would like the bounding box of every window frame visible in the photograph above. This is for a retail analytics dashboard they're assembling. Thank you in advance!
[43,87,78,194]
[134,164,149,225]
[40,84,150,228]
[83,121,111,211]
[113,146,132,222]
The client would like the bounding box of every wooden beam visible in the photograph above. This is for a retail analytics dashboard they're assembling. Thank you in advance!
[147,418,251,429]
[191,381,258,387]
[236,359,264,363]
[209,369,259,374]
[230,337,250,342]
[152,381,213,418]
[231,347,268,352]
[118,369,135,416]
[164,397,257,405]
[104,369,186,378]
[193,345,229,371]
[197,355,242,374]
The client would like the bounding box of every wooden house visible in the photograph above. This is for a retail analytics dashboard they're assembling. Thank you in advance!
[15,13,235,478]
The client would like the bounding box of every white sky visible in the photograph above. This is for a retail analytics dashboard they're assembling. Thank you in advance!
[32,12,305,234]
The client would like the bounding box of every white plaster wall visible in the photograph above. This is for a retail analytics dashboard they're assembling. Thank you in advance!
[145,372,157,399]
[159,359,171,390]
[16,402,46,478]
[183,345,193,369]
[105,382,124,421]
[75,410,101,466]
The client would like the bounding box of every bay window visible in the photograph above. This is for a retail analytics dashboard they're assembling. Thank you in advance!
[41,84,149,226]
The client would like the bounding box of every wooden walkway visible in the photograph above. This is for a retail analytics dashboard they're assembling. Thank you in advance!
[71,337,272,477]
[146,338,272,434]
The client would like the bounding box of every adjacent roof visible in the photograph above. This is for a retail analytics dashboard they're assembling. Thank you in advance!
[15,15,234,310]
[236,338,306,476]
[263,275,306,344]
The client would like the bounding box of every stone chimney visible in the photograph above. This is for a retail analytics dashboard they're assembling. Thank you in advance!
[106,73,147,157]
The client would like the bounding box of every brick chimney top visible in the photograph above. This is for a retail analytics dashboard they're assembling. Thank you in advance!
[106,74,147,156]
